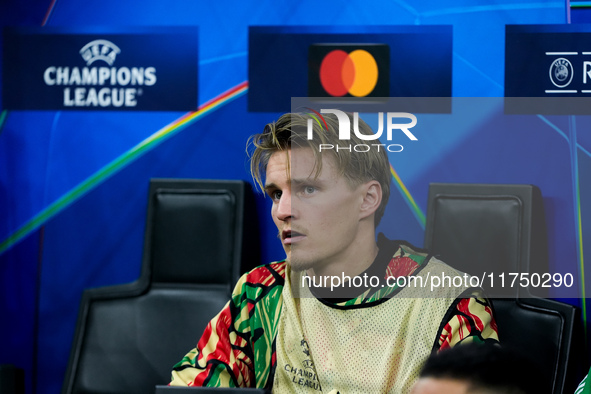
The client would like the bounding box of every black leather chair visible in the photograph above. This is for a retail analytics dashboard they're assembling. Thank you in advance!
[424,183,579,394]
[62,179,259,394]
[0,364,24,394]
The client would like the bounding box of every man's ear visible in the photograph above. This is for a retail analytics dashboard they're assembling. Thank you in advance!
[359,181,382,220]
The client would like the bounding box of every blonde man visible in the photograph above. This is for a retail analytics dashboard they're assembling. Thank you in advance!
[171,112,499,393]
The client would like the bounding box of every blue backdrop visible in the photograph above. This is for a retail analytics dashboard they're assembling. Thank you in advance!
[2,1,588,393]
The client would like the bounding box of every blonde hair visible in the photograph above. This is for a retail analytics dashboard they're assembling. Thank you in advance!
[248,112,391,225]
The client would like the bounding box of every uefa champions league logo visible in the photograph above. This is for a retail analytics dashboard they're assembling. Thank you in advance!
[43,38,156,108]
[549,57,574,88]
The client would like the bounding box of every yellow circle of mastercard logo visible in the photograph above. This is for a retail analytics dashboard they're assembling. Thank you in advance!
[319,49,379,97]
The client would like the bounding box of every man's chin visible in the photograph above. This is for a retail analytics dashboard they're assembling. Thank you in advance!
[286,256,315,273]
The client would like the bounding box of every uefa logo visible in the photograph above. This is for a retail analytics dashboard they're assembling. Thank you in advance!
[549,57,574,88]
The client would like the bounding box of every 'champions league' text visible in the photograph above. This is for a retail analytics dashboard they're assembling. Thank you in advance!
[43,66,156,108]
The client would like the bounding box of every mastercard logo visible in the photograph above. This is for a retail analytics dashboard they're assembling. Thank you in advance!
[309,44,389,98]
[319,49,378,97]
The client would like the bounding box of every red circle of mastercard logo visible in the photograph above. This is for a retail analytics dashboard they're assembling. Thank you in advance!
[319,49,379,97]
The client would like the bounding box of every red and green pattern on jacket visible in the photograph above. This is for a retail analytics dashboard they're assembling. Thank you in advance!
[170,251,499,389]
[171,262,286,389]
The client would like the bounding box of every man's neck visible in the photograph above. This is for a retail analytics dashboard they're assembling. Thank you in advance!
[306,231,380,279]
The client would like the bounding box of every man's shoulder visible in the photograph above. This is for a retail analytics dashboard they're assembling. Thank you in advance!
[395,241,466,276]
[390,242,477,299]
[423,255,465,276]
[381,237,471,279]
[230,262,286,325]
[240,261,287,286]
[383,240,431,278]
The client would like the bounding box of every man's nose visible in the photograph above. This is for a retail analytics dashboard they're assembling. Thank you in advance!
[276,192,292,221]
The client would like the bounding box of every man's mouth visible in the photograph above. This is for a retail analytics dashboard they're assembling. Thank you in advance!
[283,229,305,244]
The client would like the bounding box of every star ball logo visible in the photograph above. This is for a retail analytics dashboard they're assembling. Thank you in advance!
[308,44,390,98]
[549,57,573,88]
[79,39,121,66]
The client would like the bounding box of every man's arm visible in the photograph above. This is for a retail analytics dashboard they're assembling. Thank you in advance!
[170,297,254,386]
[435,291,499,351]
[170,263,286,388]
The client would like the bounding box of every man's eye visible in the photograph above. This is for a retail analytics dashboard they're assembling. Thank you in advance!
[271,190,282,200]
[304,186,315,194]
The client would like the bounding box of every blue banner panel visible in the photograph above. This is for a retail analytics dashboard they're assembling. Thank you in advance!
[2,26,198,111]
[505,24,591,99]
[248,26,452,112]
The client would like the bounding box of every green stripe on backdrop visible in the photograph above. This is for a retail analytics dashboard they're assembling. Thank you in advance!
[0,110,8,134]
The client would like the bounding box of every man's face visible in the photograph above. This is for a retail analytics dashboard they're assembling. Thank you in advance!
[264,147,371,275]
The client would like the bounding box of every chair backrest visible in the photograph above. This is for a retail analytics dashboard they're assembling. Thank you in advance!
[424,183,548,298]
[423,183,578,394]
[62,179,258,394]
[0,364,24,394]
[492,297,578,393]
